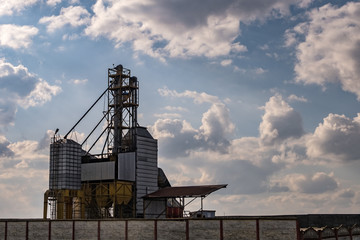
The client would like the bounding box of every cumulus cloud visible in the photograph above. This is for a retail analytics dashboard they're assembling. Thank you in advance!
[152,90,360,203]
[152,88,235,155]
[286,172,338,194]
[259,94,304,145]
[0,24,38,49]
[22,80,61,108]
[84,0,312,60]
[150,119,199,158]
[307,113,360,162]
[39,6,91,32]
[197,103,235,152]
[0,58,61,127]
[288,2,360,100]
[0,0,38,17]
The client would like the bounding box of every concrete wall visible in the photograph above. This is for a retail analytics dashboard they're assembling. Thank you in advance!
[289,214,360,228]
[300,225,360,240]
[0,217,299,240]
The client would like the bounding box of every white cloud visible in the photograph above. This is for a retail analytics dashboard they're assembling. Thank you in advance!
[0,58,61,127]
[85,0,311,60]
[287,94,308,103]
[0,24,38,49]
[46,0,61,6]
[0,0,38,17]
[255,67,267,74]
[69,78,88,85]
[307,113,360,162]
[158,87,220,104]
[220,59,232,66]
[197,103,235,152]
[151,88,236,155]
[21,80,61,108]
[152,91,360,206]
[259,94,304,145]
[39,6,91,32]
[289,2,360,100]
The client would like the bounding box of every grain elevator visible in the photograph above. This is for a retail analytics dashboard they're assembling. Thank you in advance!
[43,65,164,219]
[43,64,226,220]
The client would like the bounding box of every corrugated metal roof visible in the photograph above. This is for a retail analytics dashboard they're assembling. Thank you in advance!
[136,127,154,139]
[143,184,227,198]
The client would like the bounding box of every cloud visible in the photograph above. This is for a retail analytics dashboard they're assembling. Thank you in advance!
[286,172,338,194]
[307,113,360,162]
[255,67,267,74]
[0,0,38,17]
[46,0,61,6]
[163,106,188,112]
[221,59,232,66]
[152,88,235,155]
[287,94,308,103]
[37,130,54,151]
[0,24,38,49]
[85,0,311,60]
[21,80,61,108]
[0,135,14,158]
[197,103,235,152]
[0,58,61,127]
[259,94,304,145]
[268,183,290,193]
[0,135,49,218]
[151,91,360,203]
[149,118,200,158]
[39,6,91,32]
[158,87,220,104]
[69,79,88,85]
[338,189,355,199]
[288,2,360,100]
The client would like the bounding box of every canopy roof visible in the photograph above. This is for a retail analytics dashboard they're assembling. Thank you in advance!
[143,184,227,199]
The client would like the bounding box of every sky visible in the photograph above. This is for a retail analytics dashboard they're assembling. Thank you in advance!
[1,0,360,218]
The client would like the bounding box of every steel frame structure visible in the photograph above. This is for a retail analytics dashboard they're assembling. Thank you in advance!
[106,65,139,155]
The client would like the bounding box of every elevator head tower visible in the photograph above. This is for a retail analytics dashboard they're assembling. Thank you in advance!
[107,65,138,154]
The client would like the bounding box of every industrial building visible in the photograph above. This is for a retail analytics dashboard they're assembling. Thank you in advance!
[43,64,225,220]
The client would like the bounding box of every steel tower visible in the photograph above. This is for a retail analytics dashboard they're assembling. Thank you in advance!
[106,65,139,155]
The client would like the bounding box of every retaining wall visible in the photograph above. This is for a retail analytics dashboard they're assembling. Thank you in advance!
[0,217,299,240]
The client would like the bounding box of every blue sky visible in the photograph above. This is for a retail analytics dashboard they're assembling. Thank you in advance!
[1,0,360,218]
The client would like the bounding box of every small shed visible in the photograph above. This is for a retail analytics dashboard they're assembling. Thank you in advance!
[142,184,227,219]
